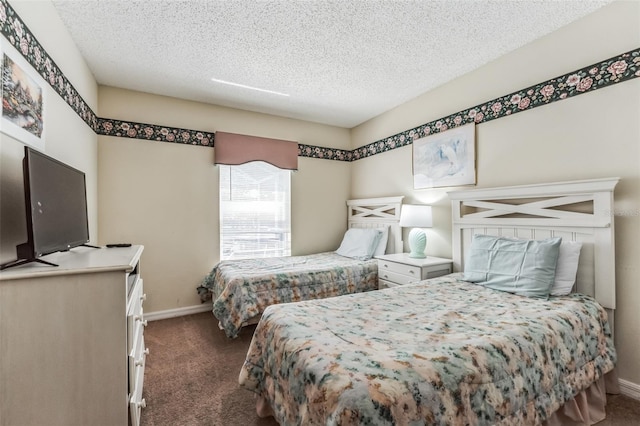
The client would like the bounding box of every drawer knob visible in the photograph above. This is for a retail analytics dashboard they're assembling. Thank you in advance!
[144,348,150,356]
[140,293,147,302]
[409,270,414,274]
[137,399,146,409]
[383,263,388,268]
[142,320,148,327]
[135,358,144,367]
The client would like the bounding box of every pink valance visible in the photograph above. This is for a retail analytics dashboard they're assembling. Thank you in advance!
[214,132,298,170]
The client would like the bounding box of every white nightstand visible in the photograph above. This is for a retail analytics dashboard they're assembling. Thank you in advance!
[375,253,453,289]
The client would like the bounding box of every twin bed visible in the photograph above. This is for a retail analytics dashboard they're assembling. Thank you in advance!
[197,196,404,338]
[234,178,620,425]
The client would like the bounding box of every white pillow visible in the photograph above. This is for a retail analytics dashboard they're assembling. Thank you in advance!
[550,241,583,296]
[335,228,382,260]
[373,226,390,256]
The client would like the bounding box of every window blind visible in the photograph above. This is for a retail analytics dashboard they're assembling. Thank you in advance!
[219,162,291,260]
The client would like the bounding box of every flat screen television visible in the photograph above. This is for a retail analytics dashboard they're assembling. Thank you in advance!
[0,146,92,270]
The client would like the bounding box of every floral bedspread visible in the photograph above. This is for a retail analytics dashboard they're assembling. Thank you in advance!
[239,273,616,426]
[197,252,378,338]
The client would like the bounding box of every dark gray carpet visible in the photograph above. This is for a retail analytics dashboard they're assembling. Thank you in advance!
[140,312,640,425]
[140,312,277,426]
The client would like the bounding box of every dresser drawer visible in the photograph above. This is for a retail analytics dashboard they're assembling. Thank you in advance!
[129,362,146,426]
[129,322,146,388]
[377,259,422,279]
[127,277,143,315]
[127,279,145,351]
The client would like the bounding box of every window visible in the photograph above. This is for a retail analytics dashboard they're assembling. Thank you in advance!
[219,162,291,260]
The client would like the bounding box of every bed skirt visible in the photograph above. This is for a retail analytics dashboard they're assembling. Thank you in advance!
[253,369,620,426]
[544,369,619,426]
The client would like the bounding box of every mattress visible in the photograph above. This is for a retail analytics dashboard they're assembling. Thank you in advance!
[239,273,617,425]
[198,252,378,338]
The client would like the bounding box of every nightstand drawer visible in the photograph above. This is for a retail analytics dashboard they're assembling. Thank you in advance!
[378,269,420,285]
[378,278,400,289]
[375,254,453,289]
[377,259,422,278]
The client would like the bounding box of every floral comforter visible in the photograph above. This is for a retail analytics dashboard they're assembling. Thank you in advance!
[197,252,378,338]
[239,273,616,425]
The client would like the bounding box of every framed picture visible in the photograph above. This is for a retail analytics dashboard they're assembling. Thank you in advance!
[1,37,45,151]
[412,123,475,189]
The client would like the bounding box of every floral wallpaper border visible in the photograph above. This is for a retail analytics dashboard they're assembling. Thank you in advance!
[1,0,638,163]
[352,48,640,161]
[0,0,97,130]
[96,117,215,146]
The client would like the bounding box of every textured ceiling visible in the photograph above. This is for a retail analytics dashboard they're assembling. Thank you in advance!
[51,0,611,128]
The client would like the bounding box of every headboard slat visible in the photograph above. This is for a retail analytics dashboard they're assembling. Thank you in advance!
[448,178,619,312]
[347,196,404,254]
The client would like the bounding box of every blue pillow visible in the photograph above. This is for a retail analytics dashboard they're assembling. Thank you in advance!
[463,234,562,298]
[335,228,383,260]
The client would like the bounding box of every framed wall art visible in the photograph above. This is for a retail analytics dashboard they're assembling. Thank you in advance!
[412,123,475,189]
[1,37,45,151]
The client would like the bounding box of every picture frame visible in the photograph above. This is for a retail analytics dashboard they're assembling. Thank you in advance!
[1,37,45,151]
[412,123,475,189]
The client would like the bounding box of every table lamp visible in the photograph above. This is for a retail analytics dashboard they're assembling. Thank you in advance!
[399,205,433,258]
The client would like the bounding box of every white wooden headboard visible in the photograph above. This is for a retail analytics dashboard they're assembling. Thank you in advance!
[347,196,404,254]
[448,178,619,316]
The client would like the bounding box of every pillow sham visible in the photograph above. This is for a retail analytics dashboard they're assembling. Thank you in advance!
[335,228,383,260]
[484,236,583,296]
[463,234,562,298]
[551,241,582,296]
[373,226,390,256]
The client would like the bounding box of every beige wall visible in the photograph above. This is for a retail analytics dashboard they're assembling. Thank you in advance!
[0,0,98,263]
[97,87,351,313]
[2,0,639,392]
[351,0,640,386]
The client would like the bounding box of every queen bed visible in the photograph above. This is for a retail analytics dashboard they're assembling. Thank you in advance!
[198,196,404,338]
[239,178,620,425]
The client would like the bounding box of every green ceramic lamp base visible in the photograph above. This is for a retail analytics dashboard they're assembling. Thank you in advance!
[408,227,427,258]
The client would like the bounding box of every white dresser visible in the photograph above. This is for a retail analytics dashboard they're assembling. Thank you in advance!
[375,253,452,289]
[0,245,146,426]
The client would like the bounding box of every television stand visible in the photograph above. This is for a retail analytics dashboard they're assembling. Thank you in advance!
[0,245,146,425]
[2,243,105,270]
[0,257,59,271]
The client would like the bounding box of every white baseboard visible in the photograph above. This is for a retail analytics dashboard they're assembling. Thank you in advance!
[619,378,640,401]
[145,303,212,322]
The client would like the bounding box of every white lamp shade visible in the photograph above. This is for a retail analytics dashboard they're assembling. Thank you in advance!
[399,205,433,228]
